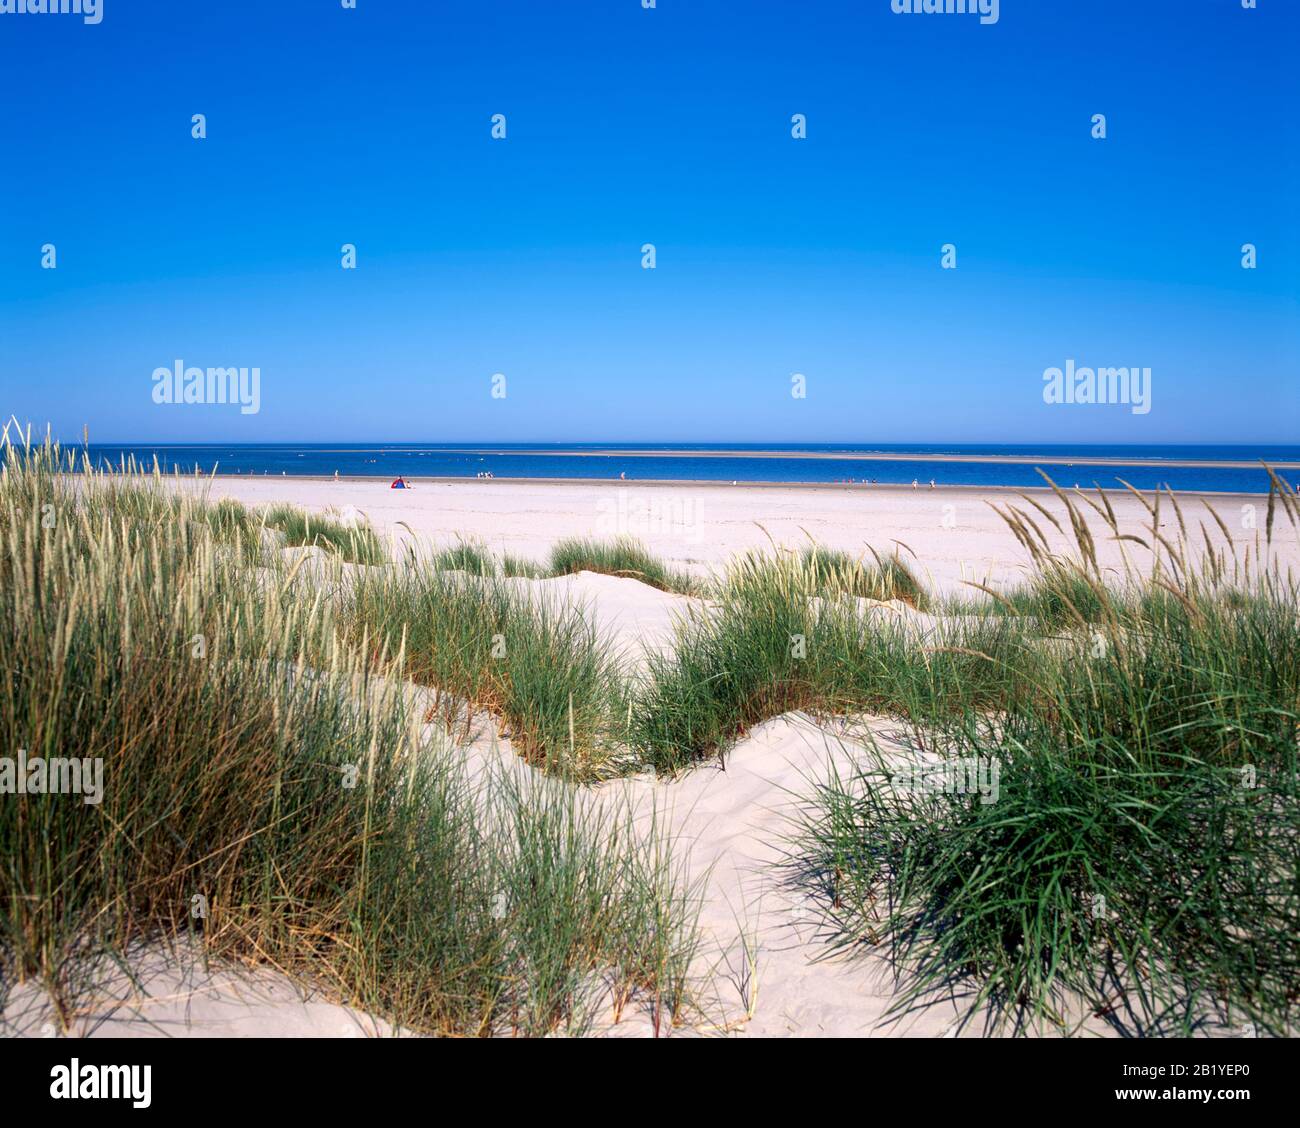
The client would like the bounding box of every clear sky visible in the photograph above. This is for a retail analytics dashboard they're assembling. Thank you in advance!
[0,0,1296,444]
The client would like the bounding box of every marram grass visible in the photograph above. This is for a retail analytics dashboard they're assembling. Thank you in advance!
[421,535,694,591]
[628,545,1020,772]
[6,421,1296,1038]
[262,501,388,565]
[430,538,498,577]
[549,535,701,595]
[342,556,632,779]
[795,473,1300,1036]
[0,429,703,1036]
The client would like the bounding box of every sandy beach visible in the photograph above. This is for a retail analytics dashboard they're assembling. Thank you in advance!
[7,0,1297,1096]
[199,476,1298,599]
[6,469,1295,1042]
[13,475,1274,1040]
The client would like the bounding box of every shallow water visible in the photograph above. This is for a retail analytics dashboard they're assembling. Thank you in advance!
[54,442,1300,494]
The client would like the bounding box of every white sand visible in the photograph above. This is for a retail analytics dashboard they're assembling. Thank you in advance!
[198,476,1296,596]
[3,952,392,1039]
[9,478,1286,1039]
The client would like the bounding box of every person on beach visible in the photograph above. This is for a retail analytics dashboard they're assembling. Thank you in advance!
[334,470,340,482]
[912,479,918,489]
[929,479,936,489]
[391,476,409,490]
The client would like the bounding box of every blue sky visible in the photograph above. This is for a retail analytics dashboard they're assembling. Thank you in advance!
[0,0,1296,444]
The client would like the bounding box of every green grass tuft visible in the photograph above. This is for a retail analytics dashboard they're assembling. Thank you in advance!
[549,536,699,595]
[0,428,702,1036]
[263,502,388,565]
[795,476,1300,1036]
[343,563,631,779]
[430,539,498,576]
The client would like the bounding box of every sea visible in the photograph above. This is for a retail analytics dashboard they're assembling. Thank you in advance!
[45,442,1300,494]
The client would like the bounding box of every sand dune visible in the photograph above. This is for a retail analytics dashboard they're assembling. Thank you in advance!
[10,478,1285,1039]
[197,477,1298,597]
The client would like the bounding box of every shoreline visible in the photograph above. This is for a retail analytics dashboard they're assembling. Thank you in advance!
[16,464,1299,1042]
[189,473,1276,500]
[194,475,1300,600]
[385,448,1300,471]
[79,445,1300,471]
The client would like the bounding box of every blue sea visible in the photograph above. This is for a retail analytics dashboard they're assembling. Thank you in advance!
[51,442,1300,494]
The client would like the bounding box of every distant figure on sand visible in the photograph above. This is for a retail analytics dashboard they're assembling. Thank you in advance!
[912,479,918,489]
[391,476,409,490]
[334,470,340,482]
[929,479,936,489]
[620,471,626,480]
